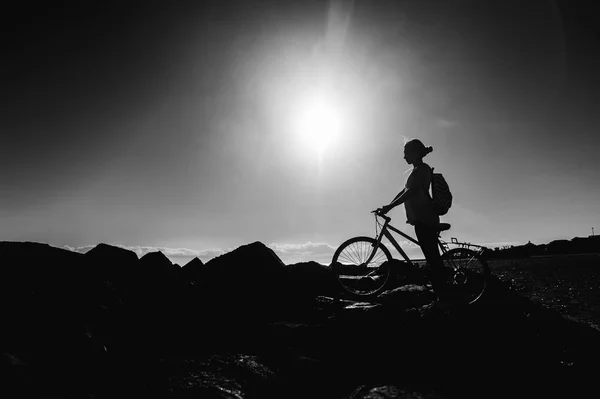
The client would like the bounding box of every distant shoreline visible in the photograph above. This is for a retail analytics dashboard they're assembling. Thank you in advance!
[530,253,600,258]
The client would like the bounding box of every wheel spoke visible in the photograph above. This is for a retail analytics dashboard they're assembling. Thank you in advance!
[369,250,378,266]
[347,250,359,266]
[356,242,365,264]
[358,242,365,264]
[333,238,393,296]
[452,254,479,271]
[359,242,367,263]
[350,244,361,265]
[345,248,359,265]
[444,257,458,270]
[339,252,354,265]
[440,248,489,304]
[360,242,370,263]
[354,244,365,265]
[463,256,480,269]
[373,251,386,265]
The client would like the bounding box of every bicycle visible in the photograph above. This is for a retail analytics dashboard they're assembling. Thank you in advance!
[331,210,491,304]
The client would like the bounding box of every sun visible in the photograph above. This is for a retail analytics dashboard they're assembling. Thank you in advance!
[291,92,343,156]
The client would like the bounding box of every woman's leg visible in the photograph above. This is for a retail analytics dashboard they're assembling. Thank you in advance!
[414,223,446,291]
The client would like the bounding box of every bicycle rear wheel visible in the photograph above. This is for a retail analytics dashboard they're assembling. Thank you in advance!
[331,236,393,297]
[440,248,490,304]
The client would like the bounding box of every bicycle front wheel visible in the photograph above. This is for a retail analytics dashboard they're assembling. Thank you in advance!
[331,236,393,297]
[441,248,490,304]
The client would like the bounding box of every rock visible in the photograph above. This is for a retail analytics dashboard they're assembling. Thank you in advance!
[203,241,285,285]
[138,248,179,285]
[83,243,139,310]
[285,261,341,298]
[168,354,277,399]
[383,259,428,287]
[199,242,288,321]
[0,242,91,364]
[376,284,438,308]
[0,241,84,292]
[2,240,600,398]
[268,322,312,349]
[84,243,138,284]
[135,251,181,309]
[181,257,206,285]
[85,242,138,262]
[347,385,446,399]
[139,250,178,280]
[1,352,35,399]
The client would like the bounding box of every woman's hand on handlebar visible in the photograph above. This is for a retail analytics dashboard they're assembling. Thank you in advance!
[372,205,391,216]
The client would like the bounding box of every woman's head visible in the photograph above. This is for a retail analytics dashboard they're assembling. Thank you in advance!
[403,139,433,164]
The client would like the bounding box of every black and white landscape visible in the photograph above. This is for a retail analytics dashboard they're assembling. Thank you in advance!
[2,1,600,398]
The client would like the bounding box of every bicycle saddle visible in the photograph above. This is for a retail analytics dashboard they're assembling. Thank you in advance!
[438,223,451,232]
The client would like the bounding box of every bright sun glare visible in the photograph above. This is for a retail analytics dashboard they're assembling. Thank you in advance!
[292,92,343,156]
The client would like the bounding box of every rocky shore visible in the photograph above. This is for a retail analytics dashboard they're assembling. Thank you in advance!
[1,241,599,398]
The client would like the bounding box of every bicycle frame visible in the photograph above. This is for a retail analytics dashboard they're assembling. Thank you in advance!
[364,214,449,266]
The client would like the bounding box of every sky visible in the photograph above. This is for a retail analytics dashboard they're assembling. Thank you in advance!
[2,0,599,265]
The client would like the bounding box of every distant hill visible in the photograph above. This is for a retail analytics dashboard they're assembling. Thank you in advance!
[485,235,600,259]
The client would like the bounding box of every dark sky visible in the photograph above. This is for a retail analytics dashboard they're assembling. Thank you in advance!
[1,0,599,264]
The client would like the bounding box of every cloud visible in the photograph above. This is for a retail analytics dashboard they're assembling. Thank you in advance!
[268,240,424,264]
[268,241,337,256]
[63,244,95,254]
[267,241,338,264]
[61,237,517,267]
[63,244,229,263]
[62,241,348,265]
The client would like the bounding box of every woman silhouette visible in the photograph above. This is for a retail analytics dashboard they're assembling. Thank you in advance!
[378,139,447,292]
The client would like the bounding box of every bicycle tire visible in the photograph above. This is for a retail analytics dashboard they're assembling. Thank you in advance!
[440,247,490,304]
[331,236,393,297]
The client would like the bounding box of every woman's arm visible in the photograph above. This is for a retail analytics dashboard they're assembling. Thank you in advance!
[382,187,417,213]
[391,188,405,202]
[382,188,406,212]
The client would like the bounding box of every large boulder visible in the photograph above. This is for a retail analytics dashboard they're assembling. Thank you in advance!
[0,242,105,388]
[135,250,181,301]
[284,261,340,299]
[83,243,139,308]
[84,243,138,283]
[0,241,84,289]
[139,251,177,278]
[202,241,285,291]
[181,257,205,285]
[135,250,181,308]
[0,241,87,332]
[198,242,287,322]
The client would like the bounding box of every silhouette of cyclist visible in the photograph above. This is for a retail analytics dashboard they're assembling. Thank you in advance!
[376,139,449,295]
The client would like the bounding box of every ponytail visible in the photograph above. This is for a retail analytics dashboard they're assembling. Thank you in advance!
[405,139,433,158]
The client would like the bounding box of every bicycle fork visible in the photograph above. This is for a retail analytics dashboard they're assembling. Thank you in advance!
[361,230,394,278]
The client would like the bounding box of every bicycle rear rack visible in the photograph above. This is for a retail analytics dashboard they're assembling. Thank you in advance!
[448,238,490,256]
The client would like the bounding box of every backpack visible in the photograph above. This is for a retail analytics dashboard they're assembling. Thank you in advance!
[429,167,452,215]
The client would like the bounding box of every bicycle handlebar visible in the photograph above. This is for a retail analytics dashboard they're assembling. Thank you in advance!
[371,209,391,222]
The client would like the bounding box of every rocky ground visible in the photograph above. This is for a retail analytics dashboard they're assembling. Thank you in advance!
[1,241,599,398]
[490,254,600,331]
